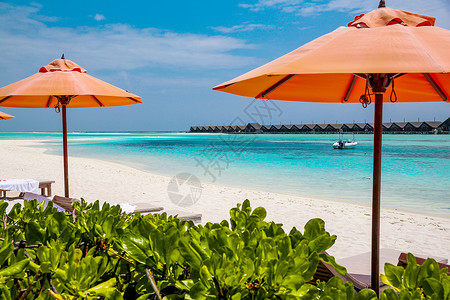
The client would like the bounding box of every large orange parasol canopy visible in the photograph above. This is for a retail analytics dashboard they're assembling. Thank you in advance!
[0,56,142,197]
[214,2,449,296]
[214,7,449,104]
[0,111,14,120]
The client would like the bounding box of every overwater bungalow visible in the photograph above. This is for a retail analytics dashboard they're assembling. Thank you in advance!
[421,121,442,132]
[313,124,327,133]
[364,123,374,132]
[245,123,262,133]
[341,124,353,132]
[190,118,449,134]
[260,124,271,133]
[441,117,450,131]
[280,124,290,133]
[386,123,403,132]
[283,124,297,133]
[325,124,342,132]
[392,122,408,131]
[404,122,421,132]
[236,125,246,133]
[300,124,310,132]
[350,123,364,132]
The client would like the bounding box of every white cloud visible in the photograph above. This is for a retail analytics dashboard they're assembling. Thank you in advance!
[239,0,303,12]
[94,14,106,21]
[211,23,274,33]
[239,0,450,29]
[0,3,258,77]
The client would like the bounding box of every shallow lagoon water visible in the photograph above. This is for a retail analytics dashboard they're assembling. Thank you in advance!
[2,132,449,216]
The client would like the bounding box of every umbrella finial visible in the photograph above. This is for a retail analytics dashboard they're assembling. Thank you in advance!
[378,0,386,8]
[61,53,65,59]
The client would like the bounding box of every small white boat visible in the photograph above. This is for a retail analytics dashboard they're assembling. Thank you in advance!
[333,134,358,149]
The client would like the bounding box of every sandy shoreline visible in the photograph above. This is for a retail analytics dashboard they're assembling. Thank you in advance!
[0,139,449,263]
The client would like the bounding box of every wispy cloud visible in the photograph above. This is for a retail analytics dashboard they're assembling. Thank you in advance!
[0,3,258,77]
[239,0,303,12]
[239,0,450,29]
[94,14,106,21]
[211,23,274,33]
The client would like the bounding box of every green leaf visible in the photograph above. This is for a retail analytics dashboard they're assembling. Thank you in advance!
[303,218,326,241]
[355,289,378,300]
[189,281,207,300]
[122,235,150,264]
[319,253,347,276]
[178,238,202,270]
[296,284,319,300]
[422,278,443,298]
[0,241,13,266]
[25,221,45,244]
[403,253,420,290]
[251,207,266,220]
[383,263,405,290]
[0,258,30,277]
[380,288,399,300]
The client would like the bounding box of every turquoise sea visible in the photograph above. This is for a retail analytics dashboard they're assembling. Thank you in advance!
[2,132,449,216]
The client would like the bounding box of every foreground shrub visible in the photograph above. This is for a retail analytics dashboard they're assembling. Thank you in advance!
[0,199,447,299]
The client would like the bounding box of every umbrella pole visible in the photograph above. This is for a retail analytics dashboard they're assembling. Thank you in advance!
[62,103,69,197]
[371,92,383,296]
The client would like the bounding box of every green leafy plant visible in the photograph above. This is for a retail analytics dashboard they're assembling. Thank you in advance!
[0,198,447,299]
[380,253,449,300]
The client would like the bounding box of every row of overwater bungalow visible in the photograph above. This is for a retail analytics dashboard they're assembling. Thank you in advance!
[190,118,450,134]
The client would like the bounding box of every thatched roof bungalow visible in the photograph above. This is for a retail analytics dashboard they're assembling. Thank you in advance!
[313,124,327,132]
[351,123,366,132]
[245,123,262,133]
[325,124,342,132]
[419,121,441,132]
[341,124,353,132]
[386,123,403,132]
[191,118,449,134]
[404,122,421,131]
[392,122,408,130]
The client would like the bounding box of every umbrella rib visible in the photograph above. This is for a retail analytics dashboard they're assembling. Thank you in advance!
[256,74,296,98]
[0,96,12,105]
[342,75,358,102]
[46,96,54,108]
[90,95,104,107]
[127,97,140,103]
[422,73,447,101]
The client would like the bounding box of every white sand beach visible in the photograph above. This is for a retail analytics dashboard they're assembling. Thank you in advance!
[1,139,449,267]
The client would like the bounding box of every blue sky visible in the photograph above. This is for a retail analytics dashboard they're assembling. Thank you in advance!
[0,0,449,131]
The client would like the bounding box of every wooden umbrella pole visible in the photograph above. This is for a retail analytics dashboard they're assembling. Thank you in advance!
[62,100,69,197]
[371,92,384,296]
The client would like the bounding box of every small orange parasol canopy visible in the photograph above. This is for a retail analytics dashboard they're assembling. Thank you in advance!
[0,57,141,108]
[213,1,449,295]
[0,55,142,197]
[0,111,14,120]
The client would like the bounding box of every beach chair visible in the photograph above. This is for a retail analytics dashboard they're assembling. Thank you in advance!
[312,255,385,291]
[118,203,201,223]
[309,252,388,292]
[397,252,450,274]
[119,202,164,214]
[52,195,79,221]
[162,210,202,223]
[22,192,65,212]
[38,180,55,197]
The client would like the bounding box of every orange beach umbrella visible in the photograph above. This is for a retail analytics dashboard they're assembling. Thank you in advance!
[214,1,449,295]
[0,55,142,197]
[0,111,14,120]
